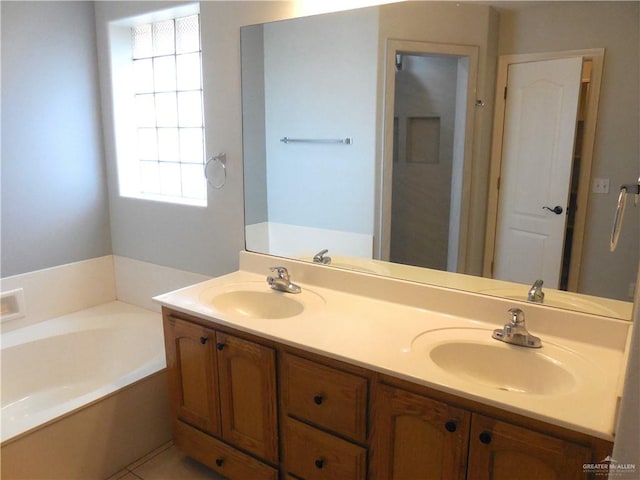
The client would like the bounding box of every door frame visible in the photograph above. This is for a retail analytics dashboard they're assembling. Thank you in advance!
[376,39,479,271]
[483,48,605,291]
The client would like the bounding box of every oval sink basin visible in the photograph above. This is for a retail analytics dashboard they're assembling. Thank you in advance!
[429,341,574,394]
[411,328,599,395]
[199,282,325,320]
[211,290,303,319]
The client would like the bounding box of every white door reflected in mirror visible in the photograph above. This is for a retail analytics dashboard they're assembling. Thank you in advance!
[492,56,583,288]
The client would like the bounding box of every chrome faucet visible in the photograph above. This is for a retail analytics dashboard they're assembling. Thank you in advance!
[527,279,545,303]
[313,249,331,265]
[267,267,301,294]
[492,308,542,348]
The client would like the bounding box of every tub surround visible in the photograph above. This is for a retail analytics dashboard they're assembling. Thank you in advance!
[155,251,630,444]
[113,255,211,312]
[1,255,116,332]
[0,255,213,333]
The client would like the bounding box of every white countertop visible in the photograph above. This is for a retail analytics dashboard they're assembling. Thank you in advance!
[154,258,631,442]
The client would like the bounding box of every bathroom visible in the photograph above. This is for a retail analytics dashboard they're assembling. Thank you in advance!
[1,1,638,479]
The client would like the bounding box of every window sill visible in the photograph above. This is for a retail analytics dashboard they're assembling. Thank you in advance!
[120,192,207,208]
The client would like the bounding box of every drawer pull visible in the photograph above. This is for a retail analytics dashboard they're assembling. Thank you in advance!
[215,457,224,467]
[445,421,457,433]
[313,395,324,405]
[216,342,226,351]
[315,458,325,469]
[479,431,493,444]
[200,336,208,345]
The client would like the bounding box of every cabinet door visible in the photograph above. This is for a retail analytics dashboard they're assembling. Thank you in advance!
[163,316,220,436]
[217,331,278,463]
[371,385,470,480]
[467,414,592,480]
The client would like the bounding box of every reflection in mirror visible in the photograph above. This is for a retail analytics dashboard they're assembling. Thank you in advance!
[391,54,459,271]
[487,53,596,292]
[385,44,476,275]
[241,1,638,320]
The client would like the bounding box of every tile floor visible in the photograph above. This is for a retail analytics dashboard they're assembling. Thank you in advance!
[107,442,225,480]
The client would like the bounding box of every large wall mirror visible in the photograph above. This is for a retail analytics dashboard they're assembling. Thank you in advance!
[241,1,639,320]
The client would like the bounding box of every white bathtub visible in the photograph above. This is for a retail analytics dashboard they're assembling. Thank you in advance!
[1,300,166,443]
[0,256,205,479]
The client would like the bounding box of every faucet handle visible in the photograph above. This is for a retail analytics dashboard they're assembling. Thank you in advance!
[313,249,329,262]
[313,249,332,265]
[270,266,289,279]
[527,279,545,303]
[508,307,525,326]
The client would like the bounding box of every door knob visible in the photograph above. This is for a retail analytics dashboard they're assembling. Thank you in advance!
[542,205,563,215]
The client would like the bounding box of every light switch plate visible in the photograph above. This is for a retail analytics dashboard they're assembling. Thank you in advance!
[592,178,610,194]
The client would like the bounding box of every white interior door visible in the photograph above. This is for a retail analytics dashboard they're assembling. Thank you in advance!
[493,57,582,287]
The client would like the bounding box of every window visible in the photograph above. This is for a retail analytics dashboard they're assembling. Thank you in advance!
[110,8,206,206]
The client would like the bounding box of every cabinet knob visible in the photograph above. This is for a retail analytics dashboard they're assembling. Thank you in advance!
[200,336,208,345]
[313,395,324,405]
[315,458,325,469]
[445,421,457,433]
[479,431,493,444]
[215,457,224,467]
[216,342,226,351]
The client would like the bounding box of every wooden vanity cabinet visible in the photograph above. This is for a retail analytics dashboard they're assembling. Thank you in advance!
[371,382,608,480]
[163,307,611,480]
[163,309,278,479]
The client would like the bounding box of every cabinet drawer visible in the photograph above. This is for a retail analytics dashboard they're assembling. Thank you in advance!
[285,417,367,480]
[283,353,368,442]
[174,421,278,480]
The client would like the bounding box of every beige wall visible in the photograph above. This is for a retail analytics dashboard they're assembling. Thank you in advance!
[496,1,639,300]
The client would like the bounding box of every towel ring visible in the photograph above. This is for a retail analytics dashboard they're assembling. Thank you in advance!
[205,153,226,189]
[610,187,628,252]
[610,179,640,252]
